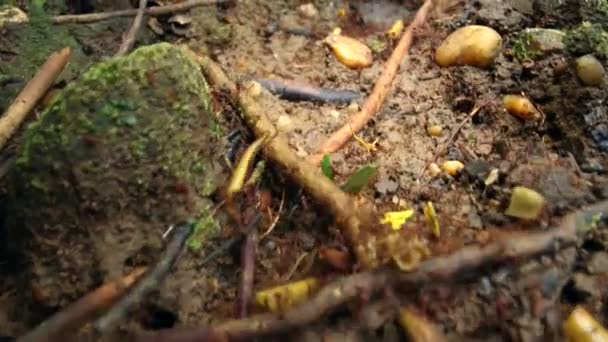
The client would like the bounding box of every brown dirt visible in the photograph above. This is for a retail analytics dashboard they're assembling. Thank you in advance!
[2,0,608,341]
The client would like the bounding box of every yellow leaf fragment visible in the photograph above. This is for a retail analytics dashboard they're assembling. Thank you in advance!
[226,135,268,200]
[563,306,608,342]
[380,209,415,230]
[255,278,319,313]
[325,34,373,69]
[386,19,404,40]
[399,307,448,342]
[484,168,499,186]
[423,202,440,238]
[505,186,545,220]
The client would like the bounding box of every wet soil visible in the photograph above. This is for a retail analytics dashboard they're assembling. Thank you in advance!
[1,0,608,340]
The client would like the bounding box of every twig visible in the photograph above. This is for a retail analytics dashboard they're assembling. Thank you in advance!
[417,105,481,179]
[260,191,284,239]
[0,47,71,151]
[237,229,258,318]
[138,200,608,342]
[253,78,361,104]
[93,222,192,333]
[307,0,434,165]
[115,0,147,57]
[18,267,147,342]
[51,0,226,24]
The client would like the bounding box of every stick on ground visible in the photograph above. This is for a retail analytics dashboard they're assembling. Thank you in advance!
[140,200,608,342]
[307,0,434,165]
[0,47,71,151]
[52,0,226,24]
[93,222,192,333]
[18,267,147,342]
[115,0,147,57]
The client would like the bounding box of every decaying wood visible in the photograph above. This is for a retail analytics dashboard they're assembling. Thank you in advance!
[18,267,147,342]
[52,0,226,24]
[0,47,71,151]
[307,0,435,165]
[140,200,608,341]
[115,0,147,57]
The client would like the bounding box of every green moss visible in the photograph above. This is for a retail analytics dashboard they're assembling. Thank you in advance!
[565,22,608,59]
[579,0,608,27]
[512,32,543,61]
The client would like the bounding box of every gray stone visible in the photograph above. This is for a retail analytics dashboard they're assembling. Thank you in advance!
[587,252,608,274]
[524,28,566,53]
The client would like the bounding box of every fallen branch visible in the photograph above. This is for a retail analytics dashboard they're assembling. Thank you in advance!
[417,104,481,179]
[18,267,147,342]
[0,47,71,151]
[115,0,147,57]
[140,200,608,341]
[184,50,380,269]
[93,222,192,333]
[307,0,434,165]
[51,0,226,24]
[237,229,258,318]
[253,78,361,104]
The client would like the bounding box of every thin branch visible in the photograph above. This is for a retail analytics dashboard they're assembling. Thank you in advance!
[417,105,481,179]
[115,0,147,57]
[52,0,227,24]
[93,222,192,333]
[18,267,147,342]
[140,200,608,342]
[307,0,435,165]
[260,191,284,239]
[237,229,258,318]
[0,47,71,151]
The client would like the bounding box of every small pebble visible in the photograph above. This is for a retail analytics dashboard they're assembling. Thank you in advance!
[427,125,443,137]
[298,3,318,18]
[428,163,442,177]
[245,81,263,97]
[276,115,293,132]
[330,109,340,119]
[347,101,360,113]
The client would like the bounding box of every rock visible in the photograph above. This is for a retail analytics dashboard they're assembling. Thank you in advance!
[277,115,294,132]
[587,252,608,274]
[297,3,318,19]
[523,28,566,53]
[375,172,399,194]
[572,273,601,297]
[4,44,226,307]
[0,5,28,28]
[464,159,492,182]
[576,54,605,86]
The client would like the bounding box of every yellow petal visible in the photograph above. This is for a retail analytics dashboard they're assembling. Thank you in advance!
[380,209,415,230]
[505,186,545,220]
[423,202,440,238]
[386,20,404,40]
[563,306,608,342]
[255,278,319,313]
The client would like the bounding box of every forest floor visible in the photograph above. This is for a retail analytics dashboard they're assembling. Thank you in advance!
[1,0,608,341]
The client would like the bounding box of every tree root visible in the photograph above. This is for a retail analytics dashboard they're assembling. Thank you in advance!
[307,0,435,165]
[51,0,226,24]
[0,47,71,151]
[140,200,608,341]
[18,267,147,342]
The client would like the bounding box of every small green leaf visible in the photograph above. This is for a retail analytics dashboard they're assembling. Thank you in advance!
[341,165,378,194]
[321,154,334,180]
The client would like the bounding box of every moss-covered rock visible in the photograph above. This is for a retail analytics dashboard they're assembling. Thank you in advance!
[4,43,228,307]
[565,22,608,59]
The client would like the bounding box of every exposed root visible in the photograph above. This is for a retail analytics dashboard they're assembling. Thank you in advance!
[307,0,435,165]
[93,222,192,333]
[140,200,608,341]
[0,47,71,151]
[51,0,226,24]
[18,267,147,342]
[115,0,147,57]
[237,228,258,318]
